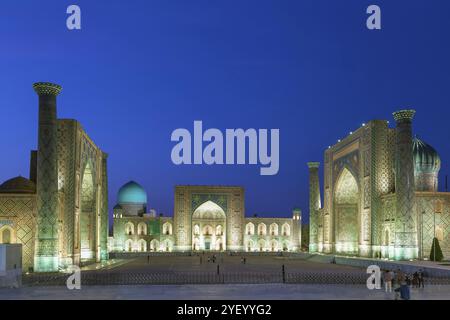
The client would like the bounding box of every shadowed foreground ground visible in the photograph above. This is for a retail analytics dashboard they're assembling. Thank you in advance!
[3,255,449,299]
[1,284,450,300]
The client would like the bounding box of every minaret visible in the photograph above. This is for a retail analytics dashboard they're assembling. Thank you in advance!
[292,208,302,251]
[392,109,418,260]
[33,82,62,272]
[307,162,321,253]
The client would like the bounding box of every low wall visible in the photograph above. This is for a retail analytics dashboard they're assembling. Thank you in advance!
[0,269,22,288]
[0,244,22,288]
[330,256,450,278]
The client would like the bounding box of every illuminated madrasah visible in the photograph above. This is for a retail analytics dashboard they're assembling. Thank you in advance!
[308,110,450,260]
[2,84,447,275]
[112,184,302,252]
[0,83,109,272]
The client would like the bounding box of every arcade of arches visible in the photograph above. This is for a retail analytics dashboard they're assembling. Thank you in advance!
[112,185,302,253]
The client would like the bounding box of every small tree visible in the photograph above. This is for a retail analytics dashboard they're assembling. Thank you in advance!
[429,237,444,262]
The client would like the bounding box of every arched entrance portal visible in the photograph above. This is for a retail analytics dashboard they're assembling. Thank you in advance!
[334,168,359,255]
[192,200,226,251]
[0,225,15,244]
[80,163,96,262]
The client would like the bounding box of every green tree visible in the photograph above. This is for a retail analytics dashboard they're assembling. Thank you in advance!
[429,237,444,262]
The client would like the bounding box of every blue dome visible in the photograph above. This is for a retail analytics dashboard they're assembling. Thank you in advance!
[118,181,147,204]
[412,137,441,173]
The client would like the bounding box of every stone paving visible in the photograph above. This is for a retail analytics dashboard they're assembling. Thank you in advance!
[109,254,363,274]
[3,255,449,299]
[1,284,450,300]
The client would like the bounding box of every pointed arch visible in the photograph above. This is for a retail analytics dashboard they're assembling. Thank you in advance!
[137,222,147,235]
[269,223,278,236]
[258,239,266,251]
[270,239,279,251]
[334,167,359,254]
[246,239,254,252]
[193,238,200,251]
[125,222,135,235]
[258,223,267,236]
[203,225,213,236]
[281,223,290,236]
[162,222,172,235]
[125,239,133,252]
[80,161,96,260]
[335,167,359,204]
[246,222,255,235]
[163,239,173,252]
[150,239,160,251]
[193,224,200,236]
[0,225,15,244]
[192,200,226,220]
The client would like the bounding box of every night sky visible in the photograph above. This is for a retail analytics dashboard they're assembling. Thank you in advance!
[1,1,449,224]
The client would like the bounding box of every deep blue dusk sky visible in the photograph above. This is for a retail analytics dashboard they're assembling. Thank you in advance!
[1,1,449,224]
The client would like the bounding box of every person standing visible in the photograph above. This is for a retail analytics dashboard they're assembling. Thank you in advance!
[418,269,425,289]
[396,269,405,284]
[384,270,393,293]
[394,269,404,300]
[412,271,419,288]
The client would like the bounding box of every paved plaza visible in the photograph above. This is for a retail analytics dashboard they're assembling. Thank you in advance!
[2,255,450,299]
[107,254,363,274]
[1,284,450,300]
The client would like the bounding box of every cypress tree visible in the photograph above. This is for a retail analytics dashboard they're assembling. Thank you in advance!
[429,237,444,262]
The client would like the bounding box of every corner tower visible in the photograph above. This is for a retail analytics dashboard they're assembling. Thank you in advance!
[33,82,62,272]
[392,109,418,260]
[307,162,321,253]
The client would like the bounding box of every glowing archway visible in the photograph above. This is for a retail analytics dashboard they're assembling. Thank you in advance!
[334,167,359,254]
[150,239,160,251]
[80,162,96,261]
[0,225,15,244]
[246,223,255,235]
[192,200,226,251]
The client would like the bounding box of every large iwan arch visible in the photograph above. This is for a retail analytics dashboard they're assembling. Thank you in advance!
[192,200,226,251]
[334,167,359,255]
[79,162,96,262]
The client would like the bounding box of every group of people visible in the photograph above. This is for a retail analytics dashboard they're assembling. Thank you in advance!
[382,269,426,300]
[198,254,220,264]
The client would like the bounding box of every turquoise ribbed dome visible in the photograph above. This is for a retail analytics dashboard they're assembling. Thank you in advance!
[118,181,147,204]
[413,137,441,174]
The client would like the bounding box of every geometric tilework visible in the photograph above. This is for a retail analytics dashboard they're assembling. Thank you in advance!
[311,111,450,260]
[393,111,418,259]
[35,88,60,271]
[416,195,450,259]
[307,163,320,252]
[2,83,109,272]
[0,195,37,270]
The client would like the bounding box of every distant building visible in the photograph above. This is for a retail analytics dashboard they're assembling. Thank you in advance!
[0,83,109,272]
[112,184,301,252]
[308,110,450,260]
